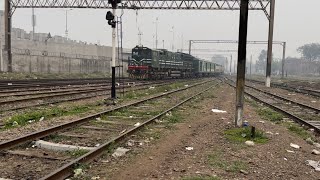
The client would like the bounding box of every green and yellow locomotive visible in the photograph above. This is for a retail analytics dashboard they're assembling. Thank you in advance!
[128,46,224,79]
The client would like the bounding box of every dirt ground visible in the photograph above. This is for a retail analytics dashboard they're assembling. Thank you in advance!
[78,83,320,180]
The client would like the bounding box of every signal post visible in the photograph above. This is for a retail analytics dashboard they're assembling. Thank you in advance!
[106,0,121,102]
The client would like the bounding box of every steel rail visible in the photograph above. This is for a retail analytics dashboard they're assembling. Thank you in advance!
[0,81,110,90]
[0,81,171,105]
[0,84,106,94]
[223,79,320,134]
[0,82,107,91]
[41,82,219,180]
[0,77,116,83]
[0,85,109,97]
[0,80,180,112]
[0,79,182,97]
[0,82,151,99]
[0,79,212,151]
[247,79,320,98]
[245,84,320,113]
[0,78,130,90]
[0,86,117,105]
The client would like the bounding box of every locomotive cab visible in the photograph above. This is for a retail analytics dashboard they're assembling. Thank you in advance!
[128,46,153,79]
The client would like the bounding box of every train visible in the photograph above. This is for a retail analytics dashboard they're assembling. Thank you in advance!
[127,46,224,79]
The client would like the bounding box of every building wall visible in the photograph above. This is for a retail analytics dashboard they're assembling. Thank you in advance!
[0,10,131,74]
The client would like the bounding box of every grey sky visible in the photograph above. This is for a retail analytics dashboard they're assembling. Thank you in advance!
[1,0,320,62]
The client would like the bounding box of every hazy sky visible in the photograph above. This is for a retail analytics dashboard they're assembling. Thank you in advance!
[1,0,320,62]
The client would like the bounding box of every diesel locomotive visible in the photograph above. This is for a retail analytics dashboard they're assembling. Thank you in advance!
[128,46,224,79]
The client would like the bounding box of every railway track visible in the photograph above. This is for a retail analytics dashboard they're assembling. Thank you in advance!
[224,78,320,133]
[246,78,320,98]
[0,79,189,112]
[0,78,127,90]
[0,83,108,95]
[0,78,219,179]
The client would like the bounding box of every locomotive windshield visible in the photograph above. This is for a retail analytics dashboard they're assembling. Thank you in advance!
[131,47,153,66]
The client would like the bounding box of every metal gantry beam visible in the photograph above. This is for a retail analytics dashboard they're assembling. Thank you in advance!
[190,40,284,44]
[181,48,238,52]
[9,0,270,15]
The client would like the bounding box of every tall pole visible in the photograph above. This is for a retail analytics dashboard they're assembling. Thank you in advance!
[32,8,35,41]
[281,42,286,78]
[188,40,192,55]
[138,30,142,46]
[111,8,116,99]
[181,34,184,52]
[163,40,164,49]
[65,10,68,38]
[225,58,228,73]
[0,39,3,72]
[155,17,158,49]
[250,54,252,75]
[234,59,236,73]
[171,26,174,51]
[230,55,232,74]
[4,0,12,72]
[235,0,249,127]
[265,0,275,87]
[152,35,155,49]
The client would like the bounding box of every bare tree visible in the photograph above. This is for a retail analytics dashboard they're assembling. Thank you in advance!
[256,50,267,73]
[297,43,320,61]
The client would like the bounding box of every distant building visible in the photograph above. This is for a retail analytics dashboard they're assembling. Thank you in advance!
[0,10,88,45]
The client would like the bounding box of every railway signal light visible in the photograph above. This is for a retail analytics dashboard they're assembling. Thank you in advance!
[106,11,116,28]
[106,11,114,20]
[106,0,121,102]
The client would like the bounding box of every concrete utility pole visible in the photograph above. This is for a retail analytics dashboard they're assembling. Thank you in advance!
[234,60,236,74]
[181,34,184,52]
[155,17,158,49]
[32,8,36,41]
[250,54,252,75]
[4,0,12,72]
[230,55,232,74]
[138,29,142,46]
[235,0,249,127]
[188,40,192,54]
[225,58,228,73]
[281,42,286,78]
[0,40,3,72]
[265,0,275,87]
[171,26,174,51]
